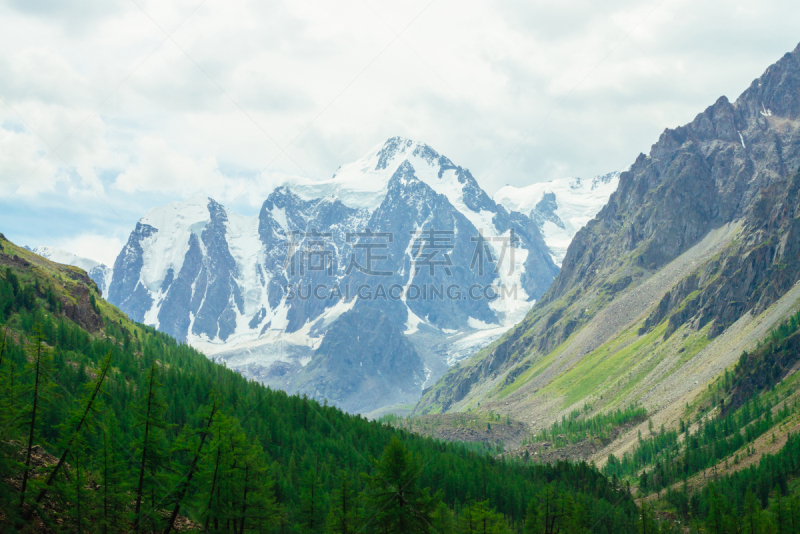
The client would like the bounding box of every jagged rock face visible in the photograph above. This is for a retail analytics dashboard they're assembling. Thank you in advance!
[646,169,800,340]
[414,42,800,415]
[560,47,800,298]
[105,137,562,413]
[543,43,800,343]
[299,307,424,414]
[108,222,156,322]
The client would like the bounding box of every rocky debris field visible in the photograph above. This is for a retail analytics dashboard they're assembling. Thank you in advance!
[388,412,527,448]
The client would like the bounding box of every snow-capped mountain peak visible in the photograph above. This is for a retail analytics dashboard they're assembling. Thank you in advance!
[105,137,562,414]
[291,137,480,213]
[493,170,623,266]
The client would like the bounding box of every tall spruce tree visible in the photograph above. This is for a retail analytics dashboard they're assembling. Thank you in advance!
[100,411,129,534]
[132,362,171,533]
[163,392,220,534]
[17,327,53,516]
[299,467,325,533]
[326,470,360,534]
[362,436,439,533]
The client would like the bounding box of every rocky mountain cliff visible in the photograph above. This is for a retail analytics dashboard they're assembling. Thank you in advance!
[415,43,800,426]
[105,138,567,414]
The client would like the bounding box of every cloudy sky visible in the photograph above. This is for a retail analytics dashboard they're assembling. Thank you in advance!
[1,0,798,265]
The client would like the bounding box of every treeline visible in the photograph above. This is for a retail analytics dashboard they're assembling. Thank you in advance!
[659,432,800,532]
[602,305,800,530]
[523,404,647,448]
[603,306,800,493]
[723,307,800,414]
[0,256,639,532]
[605,395,796,493]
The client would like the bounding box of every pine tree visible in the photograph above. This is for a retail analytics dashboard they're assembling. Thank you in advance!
[62,448,95,534]
[0,324,20,525]
[526,483,566,534]
[743,490,762,534]
[431,501,455,534]
[638,501,657,534]
[200,420,228,532]
[326,470,360,534]
[233,440,277,533]
[770,486,789,534]
[456,500,512,533]
[17,327,53,516]
[362,437,439,533]
[163,392,221,534]
[24,352,113,520]
[705,484,727,534]
[99,411,128,534]
[299,467,325,533]
[132,362,171,533]
[523,495,538,534]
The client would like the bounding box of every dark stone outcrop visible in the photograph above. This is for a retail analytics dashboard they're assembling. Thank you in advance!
[107,222,157,322]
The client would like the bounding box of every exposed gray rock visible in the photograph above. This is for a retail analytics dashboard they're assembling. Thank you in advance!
[106,138,561,414]
[415,41,800,414]
[108,222,157,322]
[296,307,424,413]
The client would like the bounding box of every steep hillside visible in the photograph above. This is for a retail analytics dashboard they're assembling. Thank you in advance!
[0,234,638,533]
[415,43,800,433]
[24,246,112,298]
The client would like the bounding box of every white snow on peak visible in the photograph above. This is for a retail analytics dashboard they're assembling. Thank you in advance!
[225,210,265,319]
[138,196,215,291]
[288,137,458,211]
[494,170,623,266]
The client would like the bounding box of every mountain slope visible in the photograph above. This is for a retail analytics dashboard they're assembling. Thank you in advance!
[106,138,560,414]
[415,43,800,434]
[26,245,112,297]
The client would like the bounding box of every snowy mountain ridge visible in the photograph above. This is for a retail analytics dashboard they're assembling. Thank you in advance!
[493,170,622,265]
[37,137,618,415]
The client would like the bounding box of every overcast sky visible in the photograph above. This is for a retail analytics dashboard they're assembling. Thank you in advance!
[1,0,799,265]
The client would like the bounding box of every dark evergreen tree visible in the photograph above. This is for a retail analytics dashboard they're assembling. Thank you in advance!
[132,362,171,533]
[326,470,360,534]
[299,467,326,533]
[362,437,440,533]
[17,327,53,516]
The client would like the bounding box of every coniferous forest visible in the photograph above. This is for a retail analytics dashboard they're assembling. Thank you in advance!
[4,233,800,534]
[0,239,639,532]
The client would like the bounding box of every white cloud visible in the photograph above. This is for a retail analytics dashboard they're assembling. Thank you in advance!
[53,233,125,267]
[114,135,224,194]
[1,0,799,259]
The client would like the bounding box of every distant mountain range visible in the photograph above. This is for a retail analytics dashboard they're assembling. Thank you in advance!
[30,138,619,415]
